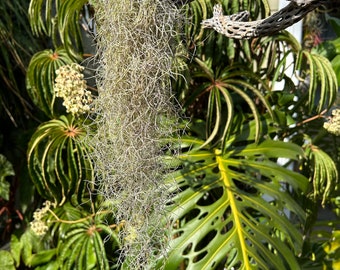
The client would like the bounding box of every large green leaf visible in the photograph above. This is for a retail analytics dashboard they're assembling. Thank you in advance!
[27,115,93,205]
[331,54,340,85]
[325,13,340,38]
[183,0,269,64]
[163,137,308,269]
[19,229,49,267]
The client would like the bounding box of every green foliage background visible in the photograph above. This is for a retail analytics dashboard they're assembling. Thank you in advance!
[0,0,339,269]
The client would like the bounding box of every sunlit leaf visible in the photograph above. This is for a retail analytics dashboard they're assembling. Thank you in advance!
[162,137,308,269]
[58,0,88,59]
[0,250,15,270]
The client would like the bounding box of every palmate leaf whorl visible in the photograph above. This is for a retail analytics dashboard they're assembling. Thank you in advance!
[28,0,88,59]
[26,48,74,118]
[27,115,94,205]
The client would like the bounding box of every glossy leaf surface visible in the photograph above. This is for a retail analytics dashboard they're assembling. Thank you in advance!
[164,137,308,269]
[26,48,74,117]
[27,115,93,205]
[28,0,87,59]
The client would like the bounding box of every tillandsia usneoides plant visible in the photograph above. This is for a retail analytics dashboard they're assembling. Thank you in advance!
[88,0,182,268]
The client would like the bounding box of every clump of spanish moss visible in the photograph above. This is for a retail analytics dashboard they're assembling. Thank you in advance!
[89,0,182,268]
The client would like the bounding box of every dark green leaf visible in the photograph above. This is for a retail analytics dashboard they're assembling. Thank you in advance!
[0,154,14,200]
[326,14,340,37]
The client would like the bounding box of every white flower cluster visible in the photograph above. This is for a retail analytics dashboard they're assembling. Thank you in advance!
[54,64,93,116]
[324,109,340,136]
[30,201,54,236]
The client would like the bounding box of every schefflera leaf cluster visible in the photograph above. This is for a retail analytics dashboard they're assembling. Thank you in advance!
[27,115,93,205]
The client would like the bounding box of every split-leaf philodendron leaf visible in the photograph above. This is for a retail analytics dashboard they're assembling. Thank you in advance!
[163,137,308,269]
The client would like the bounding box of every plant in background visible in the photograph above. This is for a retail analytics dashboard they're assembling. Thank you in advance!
[0,154,15,202]
[0,0,45,248]
[1,0,121,269]
[0,0,43,124]
[7,202,120,270]
[28,0,88,60]
[158,0,339,269]
[1,0,340,269]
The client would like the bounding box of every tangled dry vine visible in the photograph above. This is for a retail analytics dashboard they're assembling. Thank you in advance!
[202,0,329,39]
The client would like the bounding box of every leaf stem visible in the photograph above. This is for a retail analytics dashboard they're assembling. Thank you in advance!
[296,109,327,126]
[47,209,111,224]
